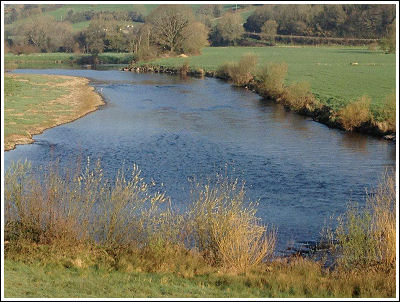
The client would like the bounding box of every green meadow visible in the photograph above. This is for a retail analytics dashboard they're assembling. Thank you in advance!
[146,46,396,113]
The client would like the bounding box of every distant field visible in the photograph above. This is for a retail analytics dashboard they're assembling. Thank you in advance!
[4,52,134,69]
[146,46,396,113]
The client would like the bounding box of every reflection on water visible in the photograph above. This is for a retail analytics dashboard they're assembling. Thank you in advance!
[340,132,369,154]
[5,69,396,253]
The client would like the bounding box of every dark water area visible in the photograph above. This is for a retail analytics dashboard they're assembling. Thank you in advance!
[5,69,396,253]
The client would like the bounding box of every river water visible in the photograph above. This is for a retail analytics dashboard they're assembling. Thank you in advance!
[5,69,396,253]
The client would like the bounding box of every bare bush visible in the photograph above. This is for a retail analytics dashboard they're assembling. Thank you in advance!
[216,53,258,86]
[337,95,372,131]
[187,177,276,273]
[257,62,288,99]
[282,81,320,112]
[333,170,396,269]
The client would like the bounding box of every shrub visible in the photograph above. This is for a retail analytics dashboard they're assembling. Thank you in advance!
[281,81,320,112]
[4,159,173,249]
[216,62,234,80]
[257,62,288,99]
[229,53,258,86]
[217,53,257,86]
[179,60,190,76]
[216,53,258,86]
[187,177,276,273]
[378,93,396,133]
[337,95,371,131]
[334,170,396,269]
[10,44,39,55]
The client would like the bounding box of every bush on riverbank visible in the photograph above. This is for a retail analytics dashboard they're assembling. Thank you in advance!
[187,178,276,273]
[378,93,396,133]
[215,53,258,86]
[336,96,372,131]
[332,170,396,270]
[281,81,320,112]
[257,62,288,99]
[4,160,276,275]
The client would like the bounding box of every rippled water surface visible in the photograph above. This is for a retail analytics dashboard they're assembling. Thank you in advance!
[5,69,396,252]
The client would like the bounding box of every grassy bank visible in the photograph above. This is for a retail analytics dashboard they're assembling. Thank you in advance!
[4,52,134,69]
[4,258,394,298]
[129,46,396,137]
[4,161,396,298]
[4,73,104,151]
[143,46,396,112]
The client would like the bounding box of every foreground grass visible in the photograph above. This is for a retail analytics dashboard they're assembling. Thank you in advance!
[146,46,395,113]
[4,73,103,150]
[4,257,395,298]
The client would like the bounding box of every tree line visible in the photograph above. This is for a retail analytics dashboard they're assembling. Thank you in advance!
[4,4,396,57]
[244,4,395,39]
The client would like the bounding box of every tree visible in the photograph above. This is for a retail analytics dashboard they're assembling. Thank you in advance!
[261,20,278,45]
[380,19,396,53]
[146,5,194,53]
[84,19,106,56]
[16,16,74,52]
[179,22,209,55]
[209,13,244,46]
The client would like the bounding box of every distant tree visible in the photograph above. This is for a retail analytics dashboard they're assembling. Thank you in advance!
[244,4,395,39]
[380,19,396,53]
[244,5,275,33]
[179,21,209,55]
[260,20,278,45]
[16,16,74,52]
[84,19,106,56]
[131,24,160,61]
[17,16,52,52]
[146,5,194,53]
[209,13,244,46]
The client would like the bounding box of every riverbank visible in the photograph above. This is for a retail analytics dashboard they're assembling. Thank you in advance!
[4,73,104,151]
[123,62,396,141]
[4,52,134,69]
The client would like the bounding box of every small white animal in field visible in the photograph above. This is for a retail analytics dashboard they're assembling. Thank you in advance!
[350,62,359,65]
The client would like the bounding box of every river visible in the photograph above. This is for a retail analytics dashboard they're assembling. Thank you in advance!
[4,69,396,253]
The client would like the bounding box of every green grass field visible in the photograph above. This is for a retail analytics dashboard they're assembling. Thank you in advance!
[146,46,396,113]
[4,259,394,298]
